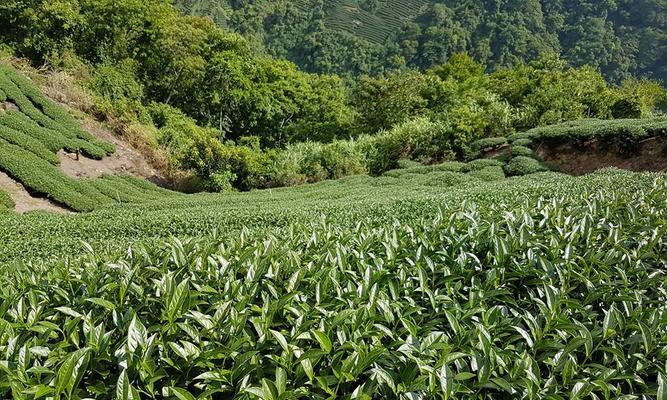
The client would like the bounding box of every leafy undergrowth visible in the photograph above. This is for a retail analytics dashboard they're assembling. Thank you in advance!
[0,169,666,398]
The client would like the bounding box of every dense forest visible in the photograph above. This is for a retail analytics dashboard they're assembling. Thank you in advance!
[175,0,667,83]
[0,0,665,192]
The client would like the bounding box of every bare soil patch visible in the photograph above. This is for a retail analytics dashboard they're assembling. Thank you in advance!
[58,117,158,179]
[0,171,70,214]
[535,137,667,175]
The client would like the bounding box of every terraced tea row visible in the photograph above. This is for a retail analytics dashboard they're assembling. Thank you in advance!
[0,64,180,212]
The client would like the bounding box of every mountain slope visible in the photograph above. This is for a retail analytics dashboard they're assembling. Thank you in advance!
[175,0,667,82]
[0,63,182,212]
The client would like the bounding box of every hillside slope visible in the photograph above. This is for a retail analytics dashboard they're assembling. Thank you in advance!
[176,0,667,81]
[0,63,182,213]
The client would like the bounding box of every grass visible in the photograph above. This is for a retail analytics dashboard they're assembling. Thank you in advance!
[0,168,665,398]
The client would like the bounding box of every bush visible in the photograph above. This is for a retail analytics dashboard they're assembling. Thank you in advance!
[471,136,508,150]
[419,171,470,187]
[0,138,100,211]
[511,145,539,159]
[397,158,422,169]
[0,111,65,152]
[465,136,508,160]
[0,188,14,211]
[507,132,536,142]
[87,61,147,121]
[504,156,548,176]
[207,170,237,193]
[319,140,367,179]
[0,64,114,158]
[358,117,455,174]
[465,158,505,172]
[468,166,506,182]
[526,117,667,144]
[0,123,60,164]
[433,161,467,173]
[512,138,533,147]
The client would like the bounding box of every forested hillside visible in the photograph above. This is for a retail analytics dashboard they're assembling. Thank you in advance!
[175,0,667,82]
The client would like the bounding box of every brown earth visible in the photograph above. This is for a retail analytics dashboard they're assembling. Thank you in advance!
[0,171,70,214]
[535,137,667,176]
[58,117,158,179]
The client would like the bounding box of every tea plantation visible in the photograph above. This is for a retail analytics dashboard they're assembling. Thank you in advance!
[0,63,182,212]
[1,60,667,400]
[1,165,666,398]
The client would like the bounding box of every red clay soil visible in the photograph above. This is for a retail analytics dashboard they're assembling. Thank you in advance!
[535,137,667,176]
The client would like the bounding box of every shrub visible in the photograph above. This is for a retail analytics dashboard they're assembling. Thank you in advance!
[358,117,455,174]
[0,111,65,152]
[511,145,539,159]
[504,156,548,176]
[0,188,13,211]
[526,117,667,144]
[433,161,467,173]
[207,170,237,193]
[0,64,114,158]
[397,158,422,169]
[465,158,505,172]
[0,123,60,164]
[468,166,506,182]
[419,171,470,187]
[465,136,508,160]
[471,136,508,150]
[0,138,99,211]
[507,132,536,142]
[319,140,368,179]
[512,138,533,147]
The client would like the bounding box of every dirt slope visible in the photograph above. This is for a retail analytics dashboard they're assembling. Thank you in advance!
[0,171,70,214]
[536,137,667,176]
[57,116,157,179]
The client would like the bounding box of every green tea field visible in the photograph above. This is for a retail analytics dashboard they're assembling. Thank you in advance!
[1,52,667,400]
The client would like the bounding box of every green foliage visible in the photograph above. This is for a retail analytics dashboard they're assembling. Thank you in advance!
[360,116,456,174]
[0,63,113,158]
[465,158,506,172]
[489,58,617,129]
[396,159,422,169]
[0,122,60,164]
[0,188,13,211]
[467,165,506,181]
[175,0,666,83]
[527,117,667,144]
[510,145,539,159]
[86,61,146,120]
[0,138,100,211]
[504,156,548,176]
[611,78,667,118]
[511,138,533,147]
[0,169,665,397]
[466,136,508,159]
[207,170,237,192]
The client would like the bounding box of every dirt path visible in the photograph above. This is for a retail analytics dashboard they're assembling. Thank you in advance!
[0,171,70,214]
